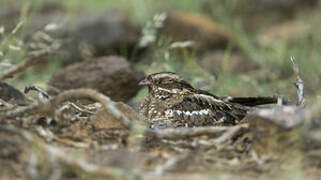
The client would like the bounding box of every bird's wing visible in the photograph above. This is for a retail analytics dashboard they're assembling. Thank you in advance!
[165,92,248,127]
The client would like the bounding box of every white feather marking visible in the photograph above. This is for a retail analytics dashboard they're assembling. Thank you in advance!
[200,109,209,115]
[155,87,172,93]
[155,87,180,94]
[172,89,179,93]
[176,110,182,115]
[155,94,170,99]
[165,109,211,117]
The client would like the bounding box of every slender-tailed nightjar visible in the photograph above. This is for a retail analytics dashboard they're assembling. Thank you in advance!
[139,72,250,129]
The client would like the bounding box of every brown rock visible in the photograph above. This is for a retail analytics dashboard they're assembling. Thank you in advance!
[49,56,144,102]
[162,11,234,50]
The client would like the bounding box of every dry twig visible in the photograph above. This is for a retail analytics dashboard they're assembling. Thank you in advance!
[196,124,249,149]
[290,56,304,106]
[24,85,51,103]
[212,123,248,145]
[145,124,248,140]
[68,102,95,115]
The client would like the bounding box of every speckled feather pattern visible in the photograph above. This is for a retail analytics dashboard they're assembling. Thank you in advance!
[139,73,248,129]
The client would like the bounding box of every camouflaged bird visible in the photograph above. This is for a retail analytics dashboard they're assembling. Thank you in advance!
[139,72,249,129]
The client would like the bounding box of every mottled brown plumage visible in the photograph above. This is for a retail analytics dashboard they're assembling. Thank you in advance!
[139,72,248,129]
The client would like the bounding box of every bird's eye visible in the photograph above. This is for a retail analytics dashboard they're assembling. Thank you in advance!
[165,79,174,84]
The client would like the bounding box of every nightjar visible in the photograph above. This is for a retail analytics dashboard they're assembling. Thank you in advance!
[139,72,249,129]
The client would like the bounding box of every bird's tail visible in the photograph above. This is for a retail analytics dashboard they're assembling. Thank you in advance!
[220,96,289,107]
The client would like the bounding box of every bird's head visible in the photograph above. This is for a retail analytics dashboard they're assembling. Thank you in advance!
[139,72,194,93]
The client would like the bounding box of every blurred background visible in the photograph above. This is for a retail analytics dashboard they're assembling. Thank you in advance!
[0,0,320,107]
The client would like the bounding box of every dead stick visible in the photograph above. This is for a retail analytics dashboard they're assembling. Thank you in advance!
[24,86,50,99]
[213,123,247,144]
[290,56,304,105]
[0,42,61,81]
[145,124,248,140]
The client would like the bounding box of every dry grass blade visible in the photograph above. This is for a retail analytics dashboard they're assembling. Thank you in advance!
[0,42,61,81]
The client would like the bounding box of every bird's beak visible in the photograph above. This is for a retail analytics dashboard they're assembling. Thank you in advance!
[138,78,151,86]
